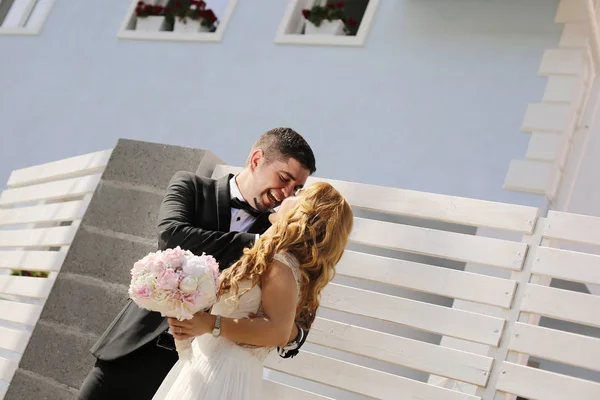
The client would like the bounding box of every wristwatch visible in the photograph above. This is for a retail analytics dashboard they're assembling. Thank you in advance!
[212,315,221,338]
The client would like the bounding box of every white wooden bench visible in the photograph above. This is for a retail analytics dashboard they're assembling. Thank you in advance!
[213,164,600,400]
[0,150,112,399]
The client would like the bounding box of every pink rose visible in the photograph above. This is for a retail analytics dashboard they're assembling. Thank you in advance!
[149,259,165,275]
[135,285,153,298]
[157,269,180,291]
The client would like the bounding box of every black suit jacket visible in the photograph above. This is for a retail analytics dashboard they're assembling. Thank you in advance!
[90,171,271,360]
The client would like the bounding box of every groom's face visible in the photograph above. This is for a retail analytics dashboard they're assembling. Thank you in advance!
[249,151,310,212]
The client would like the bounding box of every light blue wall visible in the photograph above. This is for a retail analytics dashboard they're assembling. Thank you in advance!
[0,0,560,206]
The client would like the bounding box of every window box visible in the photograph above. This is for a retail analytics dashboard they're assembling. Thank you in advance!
[0,0,56,35]
[117,0,237,43]
[275,0,379,47]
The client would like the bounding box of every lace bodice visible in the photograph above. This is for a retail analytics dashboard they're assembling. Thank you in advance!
[273,252,301,296]
[209,252,301,361]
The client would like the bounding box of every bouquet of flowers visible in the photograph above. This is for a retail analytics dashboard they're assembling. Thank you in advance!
[128,246,220,361]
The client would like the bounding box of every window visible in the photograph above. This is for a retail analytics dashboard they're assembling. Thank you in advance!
[117,0,237,42]
[275,0,379,47]
[0,0,56,35]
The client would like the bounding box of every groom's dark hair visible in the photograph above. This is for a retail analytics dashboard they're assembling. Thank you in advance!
[249,127,316,174]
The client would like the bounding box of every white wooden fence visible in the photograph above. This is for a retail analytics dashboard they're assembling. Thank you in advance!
[213,165,600,400]
[1,153,599,400]
[0,150,111,399]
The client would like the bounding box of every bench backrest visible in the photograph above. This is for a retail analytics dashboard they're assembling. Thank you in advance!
[213,165,600,400]
[0,150,111,399]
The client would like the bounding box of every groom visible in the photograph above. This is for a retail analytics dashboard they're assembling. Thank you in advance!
[77,127,317,400]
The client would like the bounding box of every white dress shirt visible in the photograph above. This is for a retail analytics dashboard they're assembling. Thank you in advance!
[229,176,260,242]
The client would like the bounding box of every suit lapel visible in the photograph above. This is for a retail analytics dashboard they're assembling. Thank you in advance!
[215,174,233,232]
[248,213,272,234]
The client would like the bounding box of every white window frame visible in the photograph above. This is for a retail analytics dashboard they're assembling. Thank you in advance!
[274,0,379,47]
[0,0,57,35]
[117,0,238,43]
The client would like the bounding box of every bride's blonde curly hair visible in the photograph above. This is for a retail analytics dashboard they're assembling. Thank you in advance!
[218,181,353,330]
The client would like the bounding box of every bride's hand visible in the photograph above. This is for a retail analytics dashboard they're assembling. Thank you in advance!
[168,312,216,341]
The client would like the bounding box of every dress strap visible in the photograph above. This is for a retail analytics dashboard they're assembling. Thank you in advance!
[273,252,301,296]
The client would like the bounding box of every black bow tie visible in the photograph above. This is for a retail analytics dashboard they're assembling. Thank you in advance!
[230,198,261,218]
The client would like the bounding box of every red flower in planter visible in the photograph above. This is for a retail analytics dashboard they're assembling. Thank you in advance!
[336,2,345,7]
[301,9,311,18]
[135,2,165,17]
[347,17,357,27]
[199,9,217,24]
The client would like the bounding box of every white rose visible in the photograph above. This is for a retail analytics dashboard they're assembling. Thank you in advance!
[183,259,205,277]
[190,4,197,10]
[198,276,217,301]
[179,276,199,293]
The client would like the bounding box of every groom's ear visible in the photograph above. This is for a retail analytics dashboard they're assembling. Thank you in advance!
[248,149,264,171]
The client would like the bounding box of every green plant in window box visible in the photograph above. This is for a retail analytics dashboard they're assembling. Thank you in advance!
[11,269,49,278]
[172,0,218,31]
[301,2,358,35]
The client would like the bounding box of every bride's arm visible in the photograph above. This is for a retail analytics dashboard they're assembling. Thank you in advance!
[169,260,298,347]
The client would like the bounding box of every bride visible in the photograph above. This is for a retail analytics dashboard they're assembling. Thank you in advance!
[152,181,353,400]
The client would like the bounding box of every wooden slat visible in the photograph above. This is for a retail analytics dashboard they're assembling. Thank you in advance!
[350,218,527,270]
[545,210,600,246]
[0,174,101,206]
[0,327,30,354]
[542,76,584,103]
[309,318,492,386]
[504,159,558,196]
[539,49,585,76]
[263,380,332,400]
[555,0,586,23]
[7,149,111,188]
[0,226,76,248]
[532,246,600,285]
[0,299,42,326]
[521,103,572,133]
[0,275,54,298]
[521,284,600,328]
[0,251,66,272]
[337,251,517,307]
[321,284,505,346]
[559,23,588,48]
[212,165,539,234]
[265,351,480,400]
[525,133,561,162]
[0,358,17,383]
[0,384,6,400]
[496,362,600,400]
[0,199,89,226]
[509,322,600,372]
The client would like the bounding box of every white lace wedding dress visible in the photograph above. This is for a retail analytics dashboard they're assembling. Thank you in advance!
[152,252,300,400]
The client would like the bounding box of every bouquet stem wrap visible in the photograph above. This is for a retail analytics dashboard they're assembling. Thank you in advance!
[174,337,193,362]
